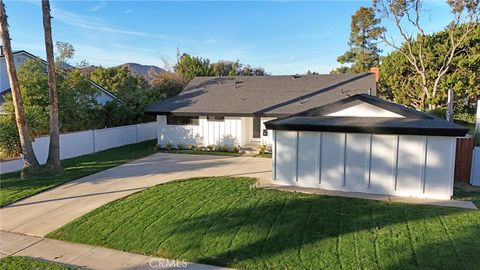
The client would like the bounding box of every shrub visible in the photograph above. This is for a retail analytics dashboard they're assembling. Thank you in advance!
[197,145,205,151]
[165,142,174,150]
[426,107,476,126]
[427,107,447,119]
[257,144,267,154]
[0,106,49,159]
[187,144,195,150]
[0,116,22,159]
[265,144,272,153]
[232,145,240,153]
[455,112,476,125]
[217,145,229,152]
[207,144,215,151]
[177,144,185,150]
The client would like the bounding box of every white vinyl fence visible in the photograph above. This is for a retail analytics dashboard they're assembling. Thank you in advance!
[471,147,480,186]
[0,122,156,174]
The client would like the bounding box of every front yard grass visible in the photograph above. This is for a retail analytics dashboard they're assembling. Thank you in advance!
[0,140,157,207]
[0,256,74,269]
[50,177,480,270]
[255,153,272,158]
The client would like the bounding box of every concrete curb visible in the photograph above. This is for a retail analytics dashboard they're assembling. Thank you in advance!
[252,179,478,210]
[0,231,231,270]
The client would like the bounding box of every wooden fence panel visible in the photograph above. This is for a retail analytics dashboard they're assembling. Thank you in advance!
[455,137,474,182]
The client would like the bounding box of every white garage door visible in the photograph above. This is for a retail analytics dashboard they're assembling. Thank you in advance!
[273,131,457,200]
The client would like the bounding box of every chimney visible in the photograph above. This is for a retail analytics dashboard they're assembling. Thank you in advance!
[370,67,380,83]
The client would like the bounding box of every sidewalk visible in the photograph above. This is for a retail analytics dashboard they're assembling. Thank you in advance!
[0,231,230,270]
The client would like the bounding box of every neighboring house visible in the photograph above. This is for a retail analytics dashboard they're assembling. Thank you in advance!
[146,73,377,147]
[0,49,121,111]
[265,94,468,200]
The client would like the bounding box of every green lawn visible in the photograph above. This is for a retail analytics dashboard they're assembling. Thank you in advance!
[159,149,240,157]
[255,153,272,158]
[454,183,480,207]
[0,256,74,269]
[0,140,157,207]
[50,177,480,270]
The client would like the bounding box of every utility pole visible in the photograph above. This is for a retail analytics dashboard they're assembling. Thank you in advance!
[446,89,454,122]
[476,98,480,133]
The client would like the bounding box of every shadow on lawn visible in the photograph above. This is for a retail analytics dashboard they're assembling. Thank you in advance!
[157,192,471,269]
[385,223,480,270]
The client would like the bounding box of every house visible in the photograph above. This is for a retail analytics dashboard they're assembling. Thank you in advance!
[146,73,377,147]
[0,49,121,109]
[264,94,468,200]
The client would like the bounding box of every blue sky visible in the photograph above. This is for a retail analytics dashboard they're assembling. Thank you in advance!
[5,0,453,74]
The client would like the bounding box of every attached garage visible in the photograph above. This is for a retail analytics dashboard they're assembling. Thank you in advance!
[265,94,469,200]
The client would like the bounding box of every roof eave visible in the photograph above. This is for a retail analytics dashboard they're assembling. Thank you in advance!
[263,123,468,137]
[144,110,289,118]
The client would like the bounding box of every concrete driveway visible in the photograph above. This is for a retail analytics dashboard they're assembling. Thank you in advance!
[0,153,271,236]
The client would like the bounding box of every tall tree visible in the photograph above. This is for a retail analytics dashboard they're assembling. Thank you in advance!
[42,0,61,171]
[0,0,40,169]
[333,7,384,73]
[380,23,480,111]
[174,53,213,81]
[374,0,479,109]
[55,41,74,65]
[174,52,266,81]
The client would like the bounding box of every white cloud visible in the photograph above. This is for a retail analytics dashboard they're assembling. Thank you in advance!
[89,1,106,12]
[52,6,198,43]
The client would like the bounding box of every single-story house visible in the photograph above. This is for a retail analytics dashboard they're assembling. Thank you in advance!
[146,73,377,146]
[264,94,468,200]
[147,74,468,199]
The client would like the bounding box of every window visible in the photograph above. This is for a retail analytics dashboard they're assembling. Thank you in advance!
[207,116,225,122]
[166,115,199,125]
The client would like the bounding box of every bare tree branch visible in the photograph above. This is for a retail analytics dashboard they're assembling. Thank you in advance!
[376,0,479,108]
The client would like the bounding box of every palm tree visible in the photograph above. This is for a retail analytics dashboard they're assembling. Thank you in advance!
[41,0,61,172]
[0,0,40,170]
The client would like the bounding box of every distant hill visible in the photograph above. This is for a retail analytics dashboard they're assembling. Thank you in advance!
[120,63,164,82]
[79,63,165,83]
[78,66,97,75]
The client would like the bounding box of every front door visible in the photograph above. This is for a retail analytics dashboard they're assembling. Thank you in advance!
[253,117,261,139]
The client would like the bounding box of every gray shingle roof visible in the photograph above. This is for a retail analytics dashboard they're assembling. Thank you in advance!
[145,73,377,117]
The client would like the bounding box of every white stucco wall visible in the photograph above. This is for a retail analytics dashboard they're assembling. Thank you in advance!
[260,117,275,145]
[326,102,404,118]
[156,115,274,147]
[272,130,457,200]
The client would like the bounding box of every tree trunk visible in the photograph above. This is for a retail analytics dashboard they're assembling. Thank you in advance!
[0,0,40,169]
[42,0,61,172]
